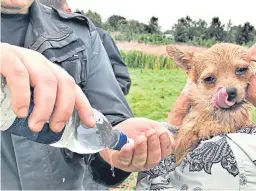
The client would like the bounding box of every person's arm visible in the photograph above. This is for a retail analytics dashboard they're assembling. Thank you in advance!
[82,28,133,187]
[96,27,131,95]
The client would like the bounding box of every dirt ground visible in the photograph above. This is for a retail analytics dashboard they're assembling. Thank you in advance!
[116,41,206,56]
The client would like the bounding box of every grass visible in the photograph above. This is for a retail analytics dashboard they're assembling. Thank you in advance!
[126,68,186,121]
[110,68,256,190]
[120,50,177,70]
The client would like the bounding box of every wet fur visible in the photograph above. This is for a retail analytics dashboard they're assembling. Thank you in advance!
[166,43,255,164]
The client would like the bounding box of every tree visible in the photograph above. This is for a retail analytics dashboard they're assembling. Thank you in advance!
[127,20,148,34]
[205,17,227,41]
[107,15,127,31]
[226,19,232,32]
[146,16,161,34]
[225,19,236,43]
[171,16,195,42]
[194,19,208,39]
[235,22,255,45]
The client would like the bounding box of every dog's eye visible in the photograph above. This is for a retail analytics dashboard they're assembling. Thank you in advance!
[204,76,216,84]
[236,67,248,75]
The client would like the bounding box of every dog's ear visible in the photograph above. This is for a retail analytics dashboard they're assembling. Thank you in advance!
[166,45,193,71]
[249,44,256,62]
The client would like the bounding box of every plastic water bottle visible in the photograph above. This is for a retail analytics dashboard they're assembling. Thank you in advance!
[1,78,130,154]
[50,108,131,154]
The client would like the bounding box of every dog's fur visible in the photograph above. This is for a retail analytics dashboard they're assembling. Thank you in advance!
[166,43,255,164]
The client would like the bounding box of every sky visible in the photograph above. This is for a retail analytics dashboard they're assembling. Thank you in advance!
[67,0,255,32]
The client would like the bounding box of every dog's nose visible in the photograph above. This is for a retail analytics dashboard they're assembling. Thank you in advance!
[226,87,237,101]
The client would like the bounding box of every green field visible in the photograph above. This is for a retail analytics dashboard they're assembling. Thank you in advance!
[126,68,256,122]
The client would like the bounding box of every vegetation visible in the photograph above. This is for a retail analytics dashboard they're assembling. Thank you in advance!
[76,9,256,47]
[126,68,186,120]
[120,50,177,69]
[115,33,173,45]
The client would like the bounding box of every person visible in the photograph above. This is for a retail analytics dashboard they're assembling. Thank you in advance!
[39,0,131,95]
[136,48,256,190]
[0,0,174,190]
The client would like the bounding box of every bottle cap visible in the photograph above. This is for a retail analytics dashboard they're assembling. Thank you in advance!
[113,131,128,151]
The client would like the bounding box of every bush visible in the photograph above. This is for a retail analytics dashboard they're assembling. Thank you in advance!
[187,37,217,47]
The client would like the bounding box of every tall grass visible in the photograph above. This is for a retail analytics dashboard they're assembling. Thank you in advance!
[120,50,177,70]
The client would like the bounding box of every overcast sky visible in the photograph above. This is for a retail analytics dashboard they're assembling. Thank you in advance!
[67,0,255,32]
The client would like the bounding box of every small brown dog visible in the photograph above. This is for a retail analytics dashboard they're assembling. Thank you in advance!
[166,43,256,164]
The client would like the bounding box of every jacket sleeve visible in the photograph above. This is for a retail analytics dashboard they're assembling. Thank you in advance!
[82,27,133,187]
[96,27,131,95]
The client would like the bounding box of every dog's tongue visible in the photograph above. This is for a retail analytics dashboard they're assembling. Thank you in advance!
[212,87,236,109]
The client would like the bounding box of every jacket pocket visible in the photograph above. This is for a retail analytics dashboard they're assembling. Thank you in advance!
[59,53,88,85]
[42,40,88,85]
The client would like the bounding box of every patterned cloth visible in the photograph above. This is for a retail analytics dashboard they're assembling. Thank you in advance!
[136,127,256,190]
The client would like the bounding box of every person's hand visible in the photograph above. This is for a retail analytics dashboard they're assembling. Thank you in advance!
[167,78,193,127]
[247,44,256,106]
[0,43,95,133]
[99,118,175,172]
